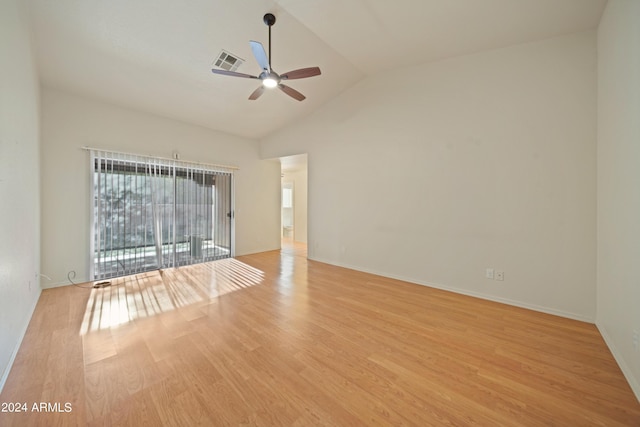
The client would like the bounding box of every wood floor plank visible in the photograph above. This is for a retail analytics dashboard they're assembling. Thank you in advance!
[1,241,639,426]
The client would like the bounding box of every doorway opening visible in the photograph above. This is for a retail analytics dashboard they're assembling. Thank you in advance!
[282,182,294,239]
[279,154,307,251]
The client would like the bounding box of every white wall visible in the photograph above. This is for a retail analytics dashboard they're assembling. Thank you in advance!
[262,32,597,321]
[597,0,640,400]
[282,169,308,243]
[0,0,42,390]
[40,88,281,288]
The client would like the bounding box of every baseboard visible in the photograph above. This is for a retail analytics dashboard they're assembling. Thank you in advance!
[308,256,594,323]
[236,246,282,257]
[597,323,640,403]
[0,288,42,393]
[41,280,77,289]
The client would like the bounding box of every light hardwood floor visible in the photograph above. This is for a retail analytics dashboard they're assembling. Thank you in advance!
[1,241,639,426]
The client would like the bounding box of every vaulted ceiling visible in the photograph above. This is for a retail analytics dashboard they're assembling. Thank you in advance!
[27,0,607,139]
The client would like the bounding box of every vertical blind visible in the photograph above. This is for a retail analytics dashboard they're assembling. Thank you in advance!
[89,149,235,280]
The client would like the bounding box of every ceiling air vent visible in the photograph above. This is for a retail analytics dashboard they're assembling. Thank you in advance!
[213,50,244,72]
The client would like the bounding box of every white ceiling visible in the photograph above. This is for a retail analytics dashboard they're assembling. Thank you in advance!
[26,0,606,140]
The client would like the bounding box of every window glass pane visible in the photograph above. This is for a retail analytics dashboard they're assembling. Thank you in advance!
[282,188,292,208]
[92,154,233,279]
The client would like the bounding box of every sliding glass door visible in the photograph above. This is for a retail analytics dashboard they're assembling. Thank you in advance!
[90,151,234,280]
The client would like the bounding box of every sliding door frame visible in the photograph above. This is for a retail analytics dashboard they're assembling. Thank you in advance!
[88,148,237,280]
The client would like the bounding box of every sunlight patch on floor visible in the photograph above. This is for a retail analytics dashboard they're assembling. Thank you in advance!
[80,258,264,334]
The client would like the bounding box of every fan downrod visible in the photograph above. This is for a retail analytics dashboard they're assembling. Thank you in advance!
[263,13,276,26]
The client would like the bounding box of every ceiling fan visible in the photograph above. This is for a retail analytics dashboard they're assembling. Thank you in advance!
[211,13,321,101]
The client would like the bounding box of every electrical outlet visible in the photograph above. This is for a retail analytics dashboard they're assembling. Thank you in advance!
[496,271,504,281]
[486,268,494,279]
[633,330,639,352]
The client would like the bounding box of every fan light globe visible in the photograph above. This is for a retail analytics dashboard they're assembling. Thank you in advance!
[263,77,278,88]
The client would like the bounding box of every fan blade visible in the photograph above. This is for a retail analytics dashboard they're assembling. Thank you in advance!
[211,69,258,79]
[249,41,270,72]
[280,67,321,80]
[248,86,265,100]
[278,84,306,101]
